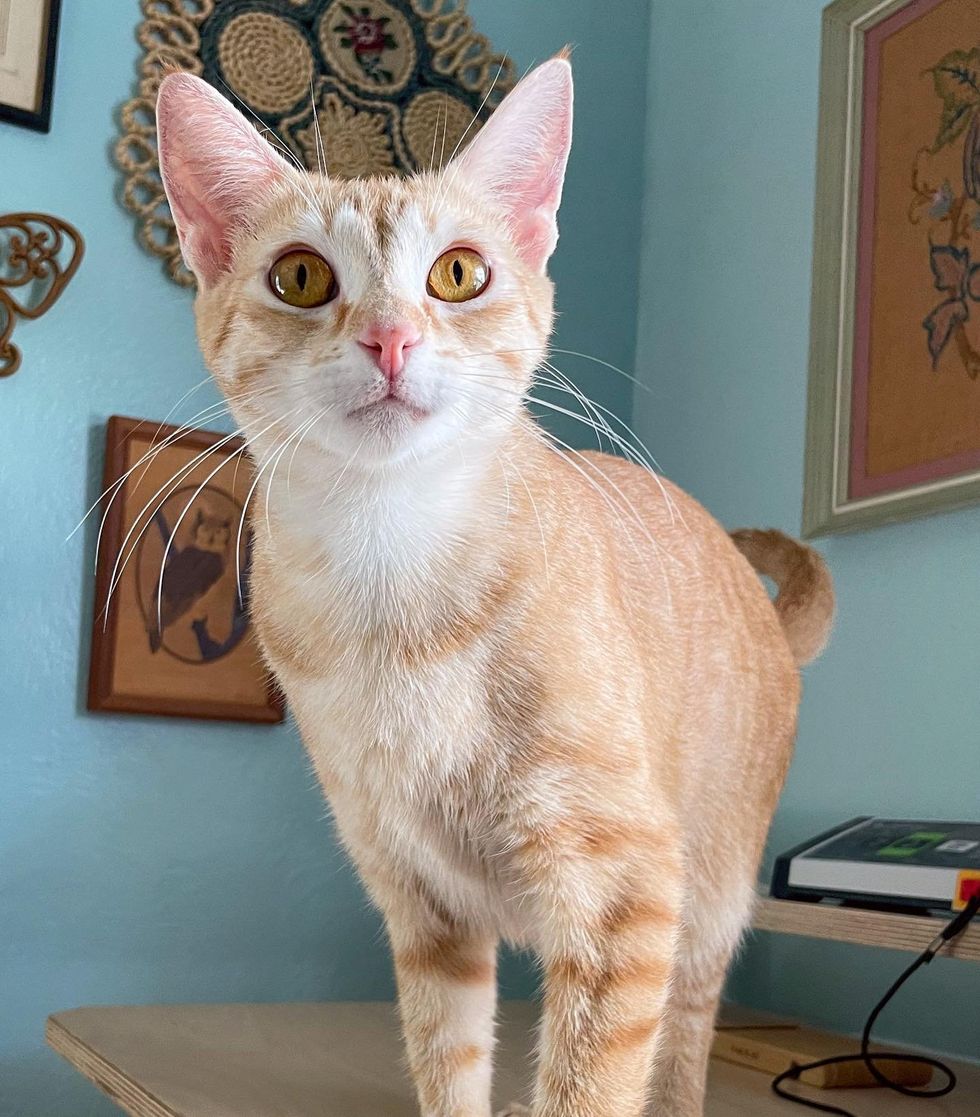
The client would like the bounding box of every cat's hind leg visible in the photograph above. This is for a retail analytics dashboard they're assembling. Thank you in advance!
[649,874,757,1117]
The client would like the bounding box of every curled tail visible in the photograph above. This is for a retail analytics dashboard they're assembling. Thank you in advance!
[730,528,834,666]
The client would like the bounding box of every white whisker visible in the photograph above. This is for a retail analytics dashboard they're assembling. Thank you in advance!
[310,79,326,177]
[287,406,332,496]
[266,410,326,541]
[69,393,230,548]
[456,344,654,395]
[508,450,551,586]
[526,390,680,530]
[447,60,505,165]
[540,362,686,530]
[446,382,677,602]
[528,425,675,613]
[452,352,685,531]
[101,426,247,625]
[155,442,250,635]
[429,96,444,170]
[233,408,306,601]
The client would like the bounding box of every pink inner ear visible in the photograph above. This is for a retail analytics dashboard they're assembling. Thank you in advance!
[509,142,572,267]
[454,58,573,272]
[157,73,292,286]
[163,159,233,282]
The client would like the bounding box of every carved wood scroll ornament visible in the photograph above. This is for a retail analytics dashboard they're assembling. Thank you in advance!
[0,213,84,377]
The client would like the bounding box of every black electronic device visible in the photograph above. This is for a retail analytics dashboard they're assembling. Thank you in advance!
[771,816,980,914]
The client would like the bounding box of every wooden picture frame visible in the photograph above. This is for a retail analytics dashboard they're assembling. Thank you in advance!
[803,0,980,536]
[0,0,61,133]
[88,416,284,724]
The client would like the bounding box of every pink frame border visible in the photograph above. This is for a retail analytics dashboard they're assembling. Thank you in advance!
[847,0,980,499]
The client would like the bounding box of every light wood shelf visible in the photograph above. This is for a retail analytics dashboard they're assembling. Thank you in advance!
[753,896,980,962]
[47,1001,980,1117]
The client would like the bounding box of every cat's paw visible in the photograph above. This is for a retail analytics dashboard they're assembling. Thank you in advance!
[495,1105,531,1117]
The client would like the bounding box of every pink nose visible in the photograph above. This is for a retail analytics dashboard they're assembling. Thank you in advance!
[358,322,421,382]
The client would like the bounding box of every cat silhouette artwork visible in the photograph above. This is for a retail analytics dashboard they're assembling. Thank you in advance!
[144,500,247,662]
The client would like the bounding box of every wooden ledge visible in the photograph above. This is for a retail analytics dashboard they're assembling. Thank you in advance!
[753,897,980,962]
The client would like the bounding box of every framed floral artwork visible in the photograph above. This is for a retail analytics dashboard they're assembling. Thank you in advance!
[804,0,980,535]
[88,416,284,723]
[0,0,61,132]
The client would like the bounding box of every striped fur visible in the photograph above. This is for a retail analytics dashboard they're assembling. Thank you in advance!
[158,63,833,1117]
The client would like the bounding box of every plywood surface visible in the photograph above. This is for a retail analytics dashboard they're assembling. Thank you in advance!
[753,897,980,962]
[48,1001,980,1117]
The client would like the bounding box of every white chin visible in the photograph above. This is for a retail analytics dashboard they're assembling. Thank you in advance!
[348,397,429,429]
[340,400,444,464]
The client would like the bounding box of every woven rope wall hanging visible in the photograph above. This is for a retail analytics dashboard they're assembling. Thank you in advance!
[116,0,515,287]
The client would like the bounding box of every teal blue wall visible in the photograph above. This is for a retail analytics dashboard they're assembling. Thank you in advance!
[635,0,980,1061]
[475,0,650,437]
[0,1,649,1113]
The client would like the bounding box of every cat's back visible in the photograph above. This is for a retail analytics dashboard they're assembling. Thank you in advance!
[544,447,798,691]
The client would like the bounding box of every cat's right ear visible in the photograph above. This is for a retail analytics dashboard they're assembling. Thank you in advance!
[156,73,296,287]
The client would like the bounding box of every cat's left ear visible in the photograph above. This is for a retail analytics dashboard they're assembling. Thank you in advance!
[452,53,573,272]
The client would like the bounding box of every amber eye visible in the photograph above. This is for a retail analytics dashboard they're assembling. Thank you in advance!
[268,249,336,308]
[426,248,490,303]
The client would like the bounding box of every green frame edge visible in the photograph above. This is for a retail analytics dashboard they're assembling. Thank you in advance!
[802,0,980,537]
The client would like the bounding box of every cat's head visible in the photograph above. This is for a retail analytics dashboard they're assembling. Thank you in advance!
[191,506,231,552]
[156,59,573,469]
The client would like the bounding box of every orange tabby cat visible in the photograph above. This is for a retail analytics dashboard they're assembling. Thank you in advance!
[156,58,833,1117]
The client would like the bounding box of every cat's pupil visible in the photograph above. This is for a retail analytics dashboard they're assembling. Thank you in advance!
[297,263,308,290]
[452,259,463,286]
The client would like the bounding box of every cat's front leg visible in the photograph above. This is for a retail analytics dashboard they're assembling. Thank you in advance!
[524,842,683,1117]
[386,907,499,1117]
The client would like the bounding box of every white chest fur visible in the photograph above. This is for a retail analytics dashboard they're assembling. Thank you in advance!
[251,451,534,942]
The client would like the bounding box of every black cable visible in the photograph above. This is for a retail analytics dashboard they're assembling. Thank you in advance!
[770,893,980,1116]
